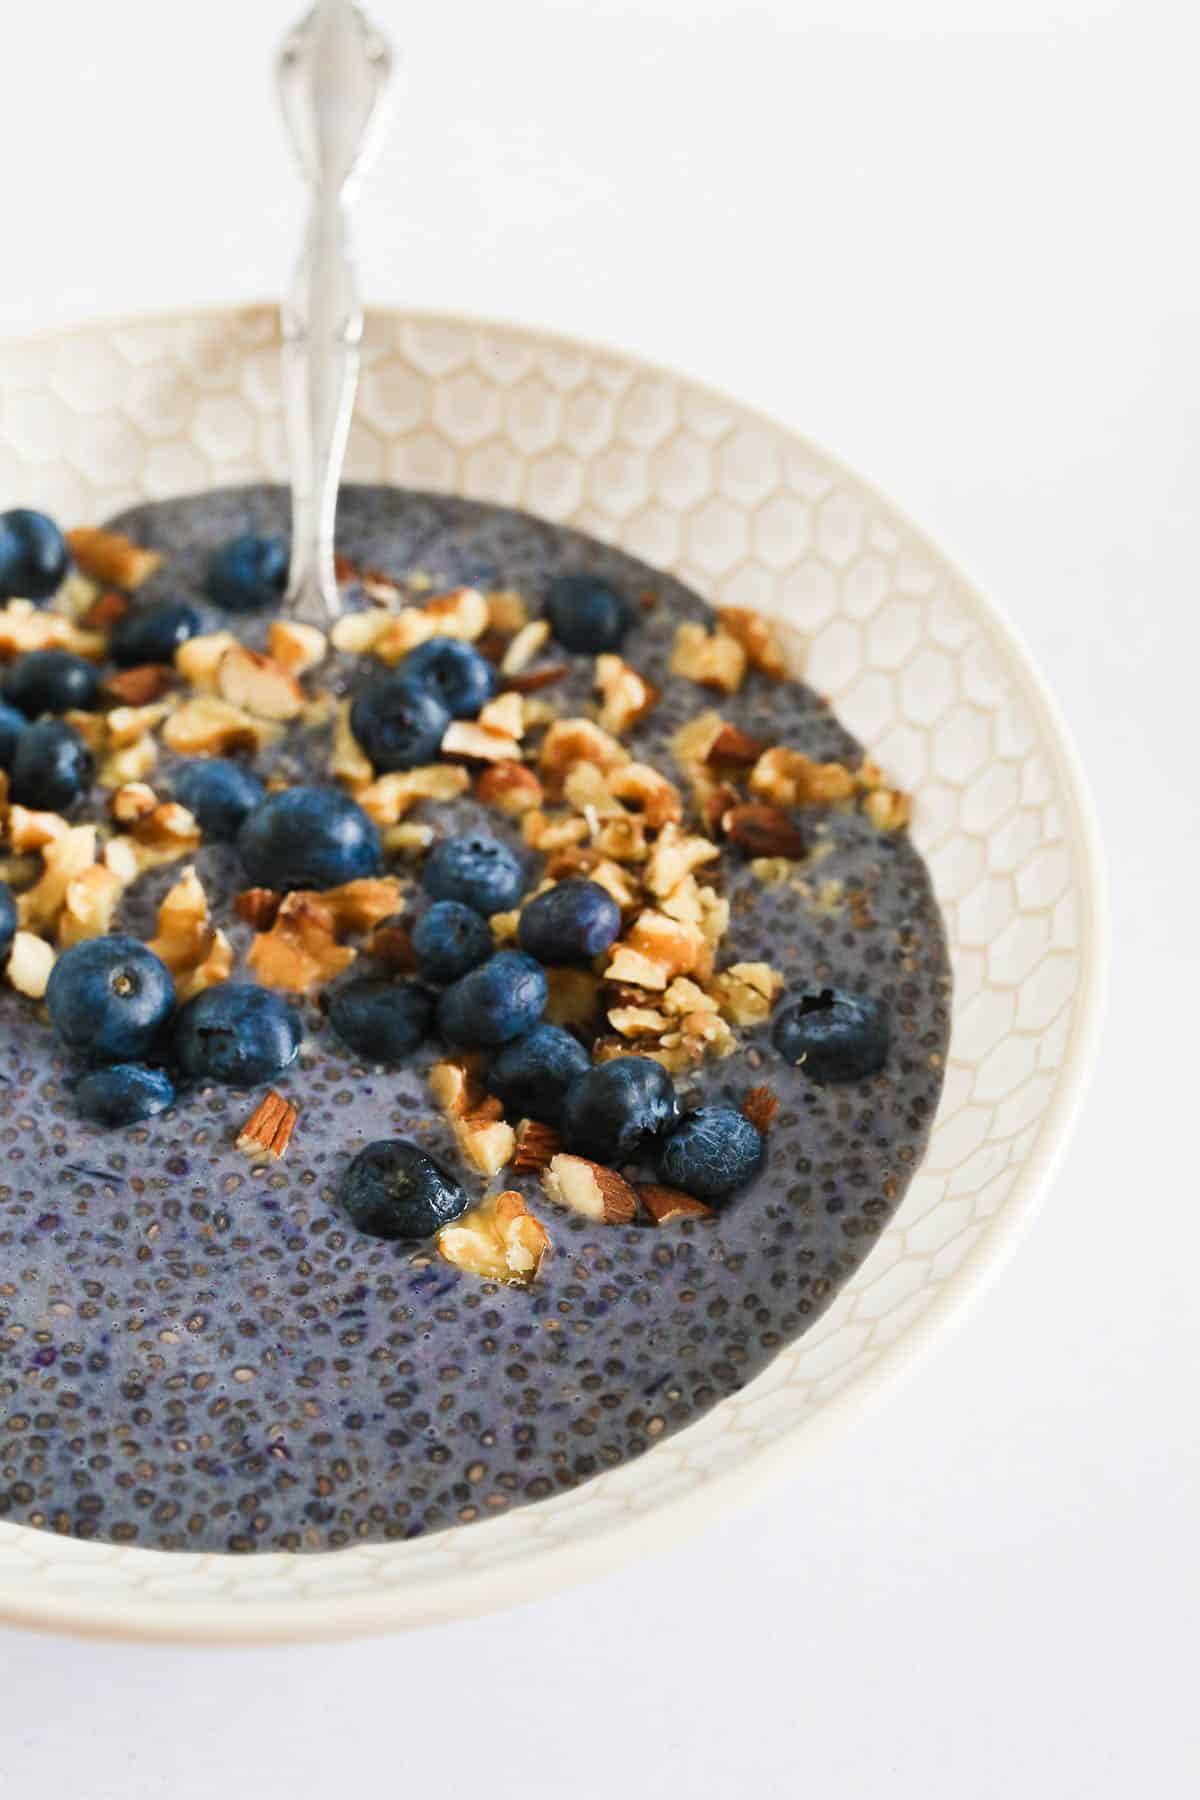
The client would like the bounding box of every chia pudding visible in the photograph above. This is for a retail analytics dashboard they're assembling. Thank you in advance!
[0,485,951,1553]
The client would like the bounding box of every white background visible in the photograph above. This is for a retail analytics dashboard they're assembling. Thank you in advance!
[3,0,1198,1793]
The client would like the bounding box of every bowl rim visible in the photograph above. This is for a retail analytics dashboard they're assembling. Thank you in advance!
[0,301,1109,1644]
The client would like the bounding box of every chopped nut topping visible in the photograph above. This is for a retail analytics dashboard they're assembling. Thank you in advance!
[62,709,109,753]
[6,929,55,998]
[644,822,720,897]
[163,695,282,756]
[368,921,418,971]
[704,722,766,767]
[476,761,544,817]
[17,825,98,935]
[383,821,435,856]
[358,763,469,825]
[332,699,375,790]
[131,801,202,857]
[146,865,234,1000]
[708,961,784,1026]
[8,807,69,852]
[106,701,172,748]
[741,1085,779,1133]
[476,690,526,739]
[108,782,159,826]
[441,719,523,763]
[521,809,590,853]
[627,908,711,979]
[58,863,124,946]
[563,761,626,820]
[97,734,158,790]
[369,588,489,664]
[499,619,550,675]
[247,893,356,992]
[590,816,649,864]
[543,966,602,1030]
[669,621,747,694]
[538,717,629,790]
[542,1154,638,1225]
[216,645,305,721]
[429,1056,485,1119]
[716,605,788,678]
[330,608,393,655]
[721,803,807,860]
[749,746,856,807]
[320,877,405,933]
[174,630,238,692]
[594,654,659,734]
[512,1118,562,1173]
[861,785,912,832]
[608,1003,671,1037]
[235,887,282,930]
[504,662,570,695]
[67,526,161,591]
[268,618,327,676]
[488,908,521,944]
[437,1190,550,1285]
[104,664,175,706]
[486,589,530,633]
[638,1184,714,1225]
[236,1090,298,1161]
[606,946,670,990]
[0,600,105,661]
[451,1101,516,1177]
[81,589,128,631]
[606,762,682,829]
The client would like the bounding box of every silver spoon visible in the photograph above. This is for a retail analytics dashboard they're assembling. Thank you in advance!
[276,0,393,626]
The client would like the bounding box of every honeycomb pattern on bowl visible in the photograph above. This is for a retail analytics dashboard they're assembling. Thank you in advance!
[0,306,1102,1641]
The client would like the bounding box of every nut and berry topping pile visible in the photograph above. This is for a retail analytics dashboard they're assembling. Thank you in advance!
[0,499,914,1292]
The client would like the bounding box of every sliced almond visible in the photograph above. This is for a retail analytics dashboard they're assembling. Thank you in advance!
[67,526,161,591]
[542,1154,639,1225]
[268,618,327,676]
[499,618,550,675]
[6,929,55,997]
[216,645,305,721]
[861,785,912,832]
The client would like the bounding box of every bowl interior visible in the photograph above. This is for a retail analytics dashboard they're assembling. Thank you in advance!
[0,306,1102,1641]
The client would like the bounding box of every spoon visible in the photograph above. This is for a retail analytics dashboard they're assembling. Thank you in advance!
[276,0,393,626]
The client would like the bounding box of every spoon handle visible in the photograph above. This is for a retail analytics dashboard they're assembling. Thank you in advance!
[276,1,393,625]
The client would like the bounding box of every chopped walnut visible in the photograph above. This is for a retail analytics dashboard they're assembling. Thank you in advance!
[707,961,784,1026]
[594,654,659,734]
[105,701,172,748]
[216,645,305,721]
[538,717,629,791]
[320,877,405,933]
[486,589,530,634]
[476,761,544,816]
[384,822,435,856]
[17,825,98,935]
[97,733,158,789]
[441,719,522,763]
[452,1103,517,1176]
[268,619,327,676]
[8,806,69,852]
[627,908,711,980]
[644,822,720,897]
[590,816,649,864]
[543,967,602,1030]
[247,893,356,992]
[330,608,393,655]
[669,622,747,694]
[861,785,912,831]
[0,600,105,661]
[174,630,238,691]
[716,605,788,678]
[563,761,626,820]
[371,589,489,664]
[521,810,590,853]
[749,746,857,806]
[6,929,55,997]
[606,946,669,990]
[131,801,203,858]
[163,695,282,757]
[235,887,281,930]
[437,1190,550,1285]
[605,762,682,829]
[66,526,161,590]
[359,763,469,824]
[332,699,374,790]
[58,863,124,946]
[608,1003,671,1037]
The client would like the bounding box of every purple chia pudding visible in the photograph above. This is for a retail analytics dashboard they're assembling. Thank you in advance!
[0,485,950,1553]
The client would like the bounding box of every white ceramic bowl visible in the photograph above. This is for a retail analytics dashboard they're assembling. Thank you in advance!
[0,306,1105,1642]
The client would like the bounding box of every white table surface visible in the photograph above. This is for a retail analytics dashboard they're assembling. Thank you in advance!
[3,1,1197,1793]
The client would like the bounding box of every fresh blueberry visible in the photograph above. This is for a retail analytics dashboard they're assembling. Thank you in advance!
[329,977,433,1064]
[655,1105,764,1200]
[110,598,203,667]
[399,637,498,719]
[517,878,621,965]
[0,508,70,601]
[237,787,382,891]
[172,981,302,1086]
[205,533,289,612]
[46,935,176,1063]
[172,759,265,841]
[559,1055,681,1164]
[349,672,450,773]
[772,987,890,1083]
[0,700,28,768]
[438,950,547,1048]
[487,1024,591,1127]
[422,832,525,916]
[9,720,93,810]
[340,1138,469,1241]
[75,1063,175,1128]
[0,881,16,960]
[412,900,493,985]
[5,650,100,716]
[544,573,633,653]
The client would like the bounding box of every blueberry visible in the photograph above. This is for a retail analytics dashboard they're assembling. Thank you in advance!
[544,573,633,653]
[488,1024,591,1126]
[412,900,493,984]
[399,636,498,719]
[0,882,16,960]
[46,935,175,1063]
[0,508,70,601]
[559,1055,680,1164]
[237,787,382,891]
[438,950,547,1047]
[172,981,301,1086]
[772,987,889,1083]
[517,878,621,965]
[5,650,100,717]
[75,1063,175,1128]
[655,1105,764,1200]
[173,759,265,841]
[0,700,28,768]
[205,534,289,612]
[349,673,450,773]
[340,1139,469,1241]
[329,977,432,1063]
[422,832,525,916]
[111,598,203,667]
[9,719,93,810]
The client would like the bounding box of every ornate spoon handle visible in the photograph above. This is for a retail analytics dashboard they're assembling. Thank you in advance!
[276,0,393,625]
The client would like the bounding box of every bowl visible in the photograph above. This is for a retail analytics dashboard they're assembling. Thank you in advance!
[0,305,1105,1641]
